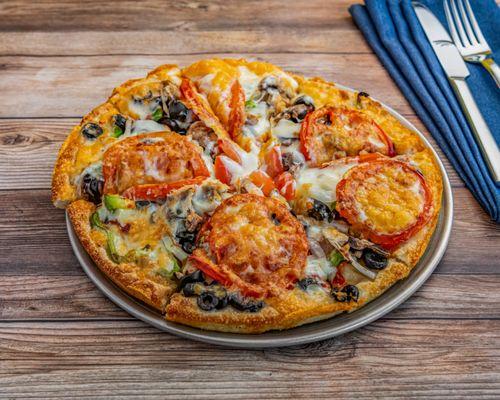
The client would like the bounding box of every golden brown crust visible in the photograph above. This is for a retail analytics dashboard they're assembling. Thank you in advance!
[166,259,409,333]
[67,200,176,312]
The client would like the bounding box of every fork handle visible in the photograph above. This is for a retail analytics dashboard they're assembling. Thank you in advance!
[449,77,500,184]
[480,58,500,89]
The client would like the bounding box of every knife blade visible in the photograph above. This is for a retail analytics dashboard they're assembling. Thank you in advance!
[413,2,500,184]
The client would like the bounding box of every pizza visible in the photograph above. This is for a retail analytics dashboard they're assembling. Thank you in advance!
[52,58,443,333]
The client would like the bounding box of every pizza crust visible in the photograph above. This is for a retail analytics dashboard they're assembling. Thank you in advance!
[166,259,409,333]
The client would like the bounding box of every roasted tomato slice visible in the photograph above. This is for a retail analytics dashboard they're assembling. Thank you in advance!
[299,106,395,166]
[214,156,233,185]
[249,170,275,196]
[336,158,432,249]
[274,171,296,201]
[217,139,242,163]
[179,78,228,137]
[102,131,210,194]
[228,80,246,141]
[122,177,208,200]
[264,145,284,178]
[190,194,308,298]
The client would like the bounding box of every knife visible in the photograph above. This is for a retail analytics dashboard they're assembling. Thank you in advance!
[413,2,500,184]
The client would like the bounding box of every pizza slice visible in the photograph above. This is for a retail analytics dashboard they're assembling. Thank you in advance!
[68,177,231,312]
[165,148,441,332]
[52,64,228,208]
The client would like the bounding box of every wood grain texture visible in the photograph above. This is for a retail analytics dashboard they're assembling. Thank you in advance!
[2,0,500,398]
[0,320,499,399]
[0,0,357,31]
[0,30,370,56]
[1,273,499,321]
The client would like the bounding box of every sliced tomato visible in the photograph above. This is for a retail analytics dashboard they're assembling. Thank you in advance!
[264,145,284,178]
[179,78,229,138]
[336,158,433,249]
[249,170,275,196]
[122,177,207,200]
[274,172,296,201]
[299,106,396,166]
[330,267,346,288]
[192,194,308,298]
[217,139,242,163]
[214,156,233,185]
[228,80,245,141]
[102,131,210,194]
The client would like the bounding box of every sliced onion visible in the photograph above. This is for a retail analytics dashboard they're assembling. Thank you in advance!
[308,238,326,259]
[162,236,188,261]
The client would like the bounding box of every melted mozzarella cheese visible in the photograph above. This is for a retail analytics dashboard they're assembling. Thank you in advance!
[305,256,336,281]
[131,120,166,135]
[272,118,301,139]
[198,73,215,93]
[243,102,270,139]
[237,66,260,99]
[128,100,155,119]
[296,162,356,204]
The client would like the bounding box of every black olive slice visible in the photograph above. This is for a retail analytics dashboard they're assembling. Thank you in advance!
[297,277,318,291]
[176,230,196,254]
[307,199,334,223]
[228,293,264,313]
[197,291,220,311]
[363,249,388,270]
[81,123,103,140]
[178,270,205,291]
[332,284,359,302]
[81,174,103,204]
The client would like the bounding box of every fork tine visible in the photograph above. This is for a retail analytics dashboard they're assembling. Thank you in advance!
[457,0,478,45]
[444,0,463,49]
[463,0,488,46]
[449,0,470,47]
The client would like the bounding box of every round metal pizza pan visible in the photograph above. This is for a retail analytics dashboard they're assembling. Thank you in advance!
[67,85,453,348]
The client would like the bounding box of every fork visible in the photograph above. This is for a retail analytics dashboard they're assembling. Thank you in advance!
[444,0,500,88]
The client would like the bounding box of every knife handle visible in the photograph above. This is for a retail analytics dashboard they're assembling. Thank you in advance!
[450,77,500,184]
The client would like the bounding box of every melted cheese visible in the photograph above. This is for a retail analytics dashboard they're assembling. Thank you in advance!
[243,102,270,139]
[131,120,166,135]
[237,66,260,99]
[296,162,356,204]
[305,256,336,281]
[128,100,156,119]
[272,118,301,139]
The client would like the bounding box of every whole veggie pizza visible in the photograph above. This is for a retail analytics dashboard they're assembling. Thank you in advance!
[52,58,443,333]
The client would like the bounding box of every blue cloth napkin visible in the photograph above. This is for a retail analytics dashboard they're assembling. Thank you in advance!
[349,0,500,222]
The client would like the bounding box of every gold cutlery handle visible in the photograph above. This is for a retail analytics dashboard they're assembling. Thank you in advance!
[480,58,500,89]
[450,77,500,183]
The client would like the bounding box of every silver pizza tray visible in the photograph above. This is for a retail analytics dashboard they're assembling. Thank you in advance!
[66,86,453,348]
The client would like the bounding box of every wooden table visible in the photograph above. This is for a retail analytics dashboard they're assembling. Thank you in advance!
[1,1,499,398]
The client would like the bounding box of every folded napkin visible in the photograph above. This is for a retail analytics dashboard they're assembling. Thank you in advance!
[349,0,500,222]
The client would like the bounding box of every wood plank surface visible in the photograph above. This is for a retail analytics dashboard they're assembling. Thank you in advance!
[1,0,499,398]
[0,320,499,399]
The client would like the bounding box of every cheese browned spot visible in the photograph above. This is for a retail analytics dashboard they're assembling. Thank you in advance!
[336,158,432,248]
[192,194,309,296]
